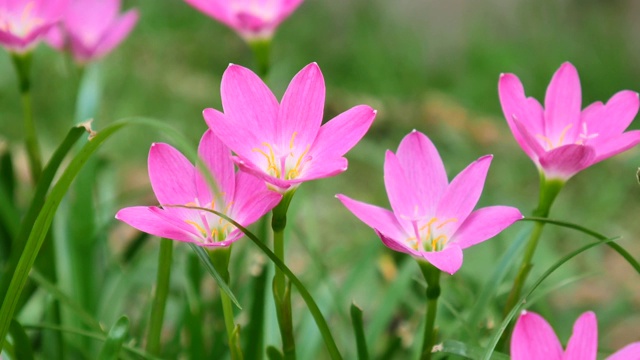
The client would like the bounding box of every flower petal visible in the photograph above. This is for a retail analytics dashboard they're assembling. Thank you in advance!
[544,62,582,140]
[196,129,235,204]
[230,172,282,225]
[293,157,348,184]
[606,342,640,360]
[421,244,463,275]
[395,130,447,214]
[276,63,325,148]
[115,206,199,242]
[309,105,376,160]
[538,144,596,180]
[377,230,421,257]
[564,311,598,360]
[592,130,640,164]
[203,107,263,164]
[453,206,522,249]
[148,143,197,206]
[336,194,407,242]
[220,64,279,141]
[499,73,545,159]
[91,9,139,61]
[384,150,420,220]
[511,311,563,360]
[183,0,231,26]
[436,155,492,234]
[586,90,640,139]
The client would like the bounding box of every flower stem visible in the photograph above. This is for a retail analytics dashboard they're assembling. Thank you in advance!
[146,238,173,355]
[418,261,441,360]
[500,175,563,347]
[248,38,271,79]
[208,247,243,360]
[271,191,296,360]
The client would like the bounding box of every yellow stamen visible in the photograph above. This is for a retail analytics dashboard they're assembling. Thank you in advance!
[185,220,207,237]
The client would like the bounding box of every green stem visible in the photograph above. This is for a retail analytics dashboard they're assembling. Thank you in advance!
[271,191,296,360]
[146,238,173,355]
[418,261,441,360]
[248,38,271,78]
[208,247,243,360]
[11,53,42,183]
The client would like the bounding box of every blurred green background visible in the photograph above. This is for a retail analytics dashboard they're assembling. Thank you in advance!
[1,0,640,358]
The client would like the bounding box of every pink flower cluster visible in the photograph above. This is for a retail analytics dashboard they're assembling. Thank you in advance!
[0,0,138,62]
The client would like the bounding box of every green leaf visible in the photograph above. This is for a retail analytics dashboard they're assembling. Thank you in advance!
[188,244,241,309]
[481,238,614,360]
[98,316,129,360]
[146,238,173,356]
[9,319,34,360]
[172,205,343,360]
[350,303,369,360]
[266,346,284,360]
[436,339,508,360]
[0,122,125,351]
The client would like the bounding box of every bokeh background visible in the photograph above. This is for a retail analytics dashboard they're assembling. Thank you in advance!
[1,0,640,358]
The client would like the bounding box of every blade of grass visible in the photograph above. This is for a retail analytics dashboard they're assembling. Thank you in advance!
[9,319,34,360]
[188,244,241,309]
[481,238,615,360]
[436,340,508,360]
[350,303,369,360]
[98,316,129,360]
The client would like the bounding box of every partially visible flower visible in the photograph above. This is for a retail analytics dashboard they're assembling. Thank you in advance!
[47,0,138,63]
[183,0,303,40]
[512,310,640,360]
[0,0,69,53]
[499,62,640,181]
[337,131,522,275]
[115,130,282,247]
[204,62,376,193]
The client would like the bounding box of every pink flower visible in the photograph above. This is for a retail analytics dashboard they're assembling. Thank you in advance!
[183,0,303,40]
[46,0,138,63]
[512,310,640,360]
[337,131,522,275]
[0,0,69,53]
[499,62,640,181]
[115,130,282,247]
[204,62,377,193]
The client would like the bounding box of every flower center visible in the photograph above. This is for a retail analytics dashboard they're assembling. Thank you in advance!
[0,2,45,37]
[252,132,311,180]
[183,198,233,244]
[408,217,457,251]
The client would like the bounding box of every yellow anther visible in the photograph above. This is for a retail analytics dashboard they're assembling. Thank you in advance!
[185,220,207,237]
[286,145,310,180]
[436,218,457,229]
[289,132,298,150]
[556,124,573,146]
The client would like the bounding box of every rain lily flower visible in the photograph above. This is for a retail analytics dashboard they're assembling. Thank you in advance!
[46,0,138,63]
[204,62,377,193]
[183,0,303,40]
[115,130,282,247]
[512,310,640,360]
[499,62,640,181]
[0,0,69,53]
[337,131,522,275]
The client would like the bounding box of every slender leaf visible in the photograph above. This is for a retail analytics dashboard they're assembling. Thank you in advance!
[350,303,369,360]
[98,316,129,360]
[9,319,34,360]
[173,205,343,360]
[481,238,614,360]
[188,244,241,308]
[436,340,508,360]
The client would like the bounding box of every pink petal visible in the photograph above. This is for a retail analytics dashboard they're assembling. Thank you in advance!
[220,64,279,142]
[564,311,598,360]
[513,116,546,158]
[276,63,325,148]
[607,342,640,360]
[499,73,545,159]
[544,62,582,140]
[395,130,447,214]
[64,0,119,41]
[538,144,596,180]
[453,206,523,249]
[384,150,420,220]
[148,143,197,206]
[336,194,408,242]
[308,105,376,160]
[293,157,348,183]
[278,0,305,21]
[377,230,421,257]
[436,155,493,234]
[196,129,235,204]
[203,108,263,164]
[421,244,463,275]
[183,0,231,26]
[511,311,563,360]
[115,206,199,243]
[230,172,282,225]
[592,130,640,164]
[91,9,139,61]
[233,156,292,191]
[586,90,640,139]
